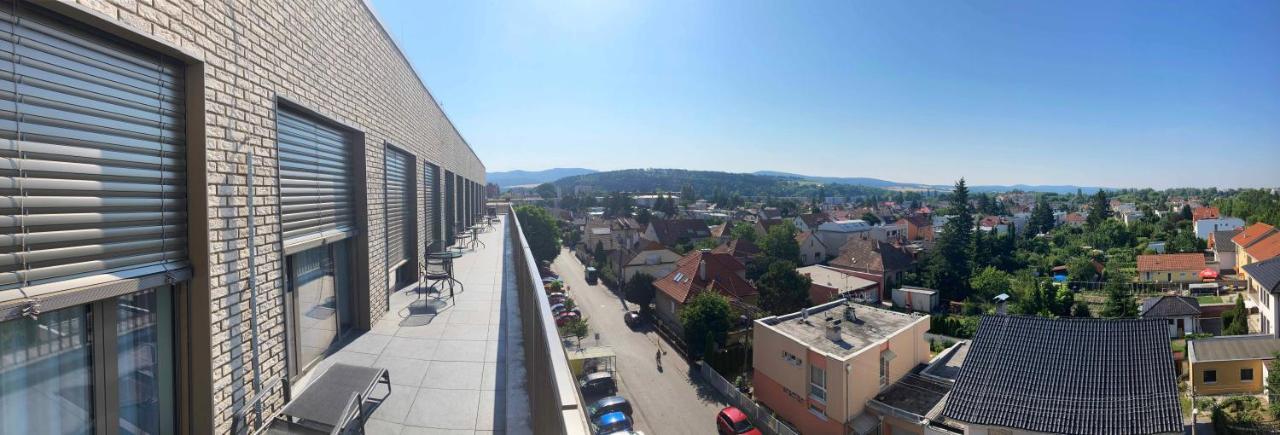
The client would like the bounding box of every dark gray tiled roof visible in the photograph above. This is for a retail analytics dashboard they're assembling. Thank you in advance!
[1140,296,1200,318]
[1212,229,1241,252]
[942,315,1182,435]
[1188,335,1280,363]
[1242,256,1280,294]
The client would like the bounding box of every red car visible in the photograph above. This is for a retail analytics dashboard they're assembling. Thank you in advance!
[716,407,761,435]
[555,311,581,326]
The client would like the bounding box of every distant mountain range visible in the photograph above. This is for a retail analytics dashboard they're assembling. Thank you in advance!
[488,167,1105,195]
[486,168,597,188]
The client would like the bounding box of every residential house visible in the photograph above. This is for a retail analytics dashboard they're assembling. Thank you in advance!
[653,250,758,334]
[759,207,783,220]
[642,218,713,249]
[815,219,873,257]
[1140,296,1202,338]
[1209,229,1243,273]
[1137,253,1207,283]
[618,240,682,284]
[942,316,1182,435]
[896,215,935,241]
[828,237,916,301]
[977,215,1004,233]
[752,300,930,435]
[1233,223,1280,283]
[753,218,787,238]
[1063,212,1087,228]
[793,212,831,233]
[796,231,828,266]
[1191,206,1221,222]
[1194,217,1246,240]
[1188,335,1280,396]
[798,265,879,304]
[868,223,906,243]
[1122,210,1145,226]
[1242,256,1280,336]
[709,220,732,242]
[713,238,761,270]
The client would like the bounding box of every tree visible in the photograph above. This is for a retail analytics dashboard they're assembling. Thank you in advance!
[1028,195,1055,235]
[1267,353,1280,418]
[1223,296,1249,335]
[970,267,1012,302]
[1179,204,1193,222]
[1087,190,1111,228]
[680,291,734,357]
[860,212,881,225]
[730,222,758,243]
[759,221,801,264]
[1101,281,1137,318]
[1071,301,1092,318]
[758,260,812,315]
[533,183,557,200]
[515,205,560,265]
[635,207,652,225]
[559,318,589,346]
[603,191,633,218]
[624,273,657,314]
[928,179,975,300]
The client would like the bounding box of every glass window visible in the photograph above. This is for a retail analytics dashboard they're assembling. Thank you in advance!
[0,306,94,435]
[809,365,826,402]
[1204,370,1217,383]
[1241,368,1254,382]
[116,288,175,435]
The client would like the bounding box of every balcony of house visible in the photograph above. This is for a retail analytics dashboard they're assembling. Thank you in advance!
[260,205,590,434]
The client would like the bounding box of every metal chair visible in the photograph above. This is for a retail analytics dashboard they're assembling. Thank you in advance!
[422,256,455,299]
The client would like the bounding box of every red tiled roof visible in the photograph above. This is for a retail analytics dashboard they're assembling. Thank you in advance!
[1191,207,1220,222]
[1245,234,1280,263]
[899,215,931,228]
[1064,213,1086,223]
[828,237,916,274]
[1233,223,1277,251]
[654,251,756,304]
[1136,253,1206,272]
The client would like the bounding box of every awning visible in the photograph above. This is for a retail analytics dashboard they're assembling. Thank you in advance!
[1200,268,1219,279]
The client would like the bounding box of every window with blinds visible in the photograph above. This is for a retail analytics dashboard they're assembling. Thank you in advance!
[424,163,439,251]
[384,146,411,268]
[277,108,354,252]
[0,3,188,292]
[444,170,455,242]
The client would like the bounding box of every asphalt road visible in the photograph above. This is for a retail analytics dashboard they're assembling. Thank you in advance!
[552,248,727,435]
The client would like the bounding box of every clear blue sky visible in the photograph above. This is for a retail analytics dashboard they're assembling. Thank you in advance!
[370,0,1280,189]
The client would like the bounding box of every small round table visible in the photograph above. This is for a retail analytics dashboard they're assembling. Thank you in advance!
[426,249,465,297]
[468,225,486,250]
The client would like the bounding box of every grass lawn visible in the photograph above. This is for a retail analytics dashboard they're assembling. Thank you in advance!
[1197,295,1223,304]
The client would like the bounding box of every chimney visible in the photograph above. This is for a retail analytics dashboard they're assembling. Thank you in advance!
[994,293,1010,315]
[843,304,857,322]
[698,258,707,281]
[801,307,810,323]
[824,318,843,342]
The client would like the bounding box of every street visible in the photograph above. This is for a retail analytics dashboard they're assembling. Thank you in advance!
[552,248,727,435]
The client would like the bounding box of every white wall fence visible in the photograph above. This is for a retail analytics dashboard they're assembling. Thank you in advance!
[695,361,801,435]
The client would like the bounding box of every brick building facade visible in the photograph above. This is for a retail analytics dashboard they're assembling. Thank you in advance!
[0,1,486,433]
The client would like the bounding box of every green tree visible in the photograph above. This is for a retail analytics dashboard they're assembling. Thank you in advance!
[680,291,734,357]
[1101,281,1137,318]
[759,221,801,264]
[624,273,657,314]
[1179,204,1193,222]
[970,267,1012,302]
[534,183,557,200]
[758,260,812,315]
[1087,190,1111,228]
[928,179,975,300]
[1071,301,1092,318]
[730,221,758,243]
[1267,353,1280,418]
[1028,195,1055,235]
[1224,296,1249,335]
[635,207,652,225]
[515,205,560,265]
[1067,256,1097,283]
[860,212,881,225]
[559,318,589,346]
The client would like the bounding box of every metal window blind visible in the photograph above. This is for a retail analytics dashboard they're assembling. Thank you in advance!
[423,163,438,251]
[277,109,354,249]
[444,170,454,242]
[0,3,188,291]
[384,147,410,267]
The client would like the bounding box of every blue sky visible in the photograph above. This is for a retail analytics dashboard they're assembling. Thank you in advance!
[370,0,1280,188]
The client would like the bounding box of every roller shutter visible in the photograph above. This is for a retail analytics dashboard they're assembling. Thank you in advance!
[424,163,439,251]
[0,3,188,292]
[384,147,411,268]
[277,109,354,250]
[444,170,455,243]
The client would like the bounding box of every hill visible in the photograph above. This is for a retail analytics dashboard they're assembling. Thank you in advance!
[551,168,885,198]
[754,170,1106,194]
[486,168,596,188]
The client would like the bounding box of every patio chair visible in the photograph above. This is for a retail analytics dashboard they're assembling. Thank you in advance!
[232,364,390,435]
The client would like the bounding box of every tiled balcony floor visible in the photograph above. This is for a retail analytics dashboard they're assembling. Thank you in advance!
[297,215,528,435]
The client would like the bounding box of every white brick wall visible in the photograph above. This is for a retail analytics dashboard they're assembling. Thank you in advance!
[58,0,486,431]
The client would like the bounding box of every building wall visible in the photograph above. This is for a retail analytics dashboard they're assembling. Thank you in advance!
[1189,359,1265,395]
[655,291,683,335]
[1140,268,1204,283]
[49,0,485,432]
[798,235,827,266]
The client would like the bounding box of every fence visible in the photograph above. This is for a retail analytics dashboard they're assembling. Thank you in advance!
[696,361,801,435]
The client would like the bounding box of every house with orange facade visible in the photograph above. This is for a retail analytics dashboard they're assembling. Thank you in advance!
[752,300,930,435]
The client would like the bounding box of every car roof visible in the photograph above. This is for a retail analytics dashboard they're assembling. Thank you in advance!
[592,396,627,407]
[720,406,747,421]
[598,411,627,424]
[585,371,613,381]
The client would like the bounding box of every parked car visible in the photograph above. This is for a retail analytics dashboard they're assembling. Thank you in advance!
[556,311,581,326]
[593,411,632,434]
[586,267,599,285]
[586,396,633,421]
[548,294,569,304]
[716,407,761,435]
[579,371,617,397]
[623,311,642,328]
[601,431,643,435]
[550,303,567,314]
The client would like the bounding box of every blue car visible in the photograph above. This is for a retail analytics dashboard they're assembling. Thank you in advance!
[594,411,632,434]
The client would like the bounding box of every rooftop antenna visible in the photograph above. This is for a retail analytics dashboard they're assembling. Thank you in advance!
[801,307,810,322]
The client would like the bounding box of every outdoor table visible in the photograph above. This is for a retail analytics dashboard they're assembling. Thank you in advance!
[468,225,486,249]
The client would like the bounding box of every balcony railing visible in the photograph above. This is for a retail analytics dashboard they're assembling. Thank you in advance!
[504,203,592,434]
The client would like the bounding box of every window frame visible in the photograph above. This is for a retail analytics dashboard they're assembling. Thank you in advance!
[809,364,827,403]
[1241,368,1254,382]
[1204,370,1218,384]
